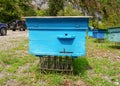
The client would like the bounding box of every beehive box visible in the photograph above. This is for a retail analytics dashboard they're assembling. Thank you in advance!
[92,29,107,39]
[25,16,91,57]
[108,27,120,42]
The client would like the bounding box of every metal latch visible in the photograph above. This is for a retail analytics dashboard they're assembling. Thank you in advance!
[59,48,73,54]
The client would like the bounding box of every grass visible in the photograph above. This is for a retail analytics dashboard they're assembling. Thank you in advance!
[0,67,4,72]
[0,37,120,86]
[73,57,91,75]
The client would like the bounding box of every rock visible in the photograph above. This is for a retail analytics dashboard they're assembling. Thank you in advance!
[32,0,49,9]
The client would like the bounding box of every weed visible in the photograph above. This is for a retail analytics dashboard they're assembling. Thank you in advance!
[73,57,91,75]
[0,66,4,72]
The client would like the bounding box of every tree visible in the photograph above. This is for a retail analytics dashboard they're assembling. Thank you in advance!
[0,0,20,22]
[57,3,82,16]
[48,0,64,16]
[0,0,36,22]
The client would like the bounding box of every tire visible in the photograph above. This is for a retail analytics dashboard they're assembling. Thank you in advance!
[1,28,7,36]
[12,29,16,31]
[23,28,26,31]
[19,26,24,31]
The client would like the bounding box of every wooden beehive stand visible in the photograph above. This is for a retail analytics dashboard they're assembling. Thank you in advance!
[114,42,120,46]
[39,56,74,73]
[95,39,105,43]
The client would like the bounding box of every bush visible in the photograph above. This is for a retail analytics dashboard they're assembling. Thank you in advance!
[48,0,64,16]
[57,4,82,16]
[73,57,91,75]
[0,0,36,22]
[37,10,48,16]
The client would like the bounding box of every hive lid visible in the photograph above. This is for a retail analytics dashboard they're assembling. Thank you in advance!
[23,16,93,18]
[108,27,120,29]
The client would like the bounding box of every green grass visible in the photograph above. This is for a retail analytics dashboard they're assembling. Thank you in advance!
[0,67,4,72]
[73,57,91,75]
[0,38,120,86]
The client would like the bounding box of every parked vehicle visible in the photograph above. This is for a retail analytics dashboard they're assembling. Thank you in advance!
[0,23,8,36]
[9,20,27,31]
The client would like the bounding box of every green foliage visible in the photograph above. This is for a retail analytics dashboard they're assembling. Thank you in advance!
[0,0,20,22]
[0,66,4,72]
[72,0,120,28]
[92,20,107,29]
[57,4,82,16]
[48,0,64,16]
[18,1,36,16]
[0,0,36,22]
[73,57,90,75]
[97,0,109,3]
[37,9,48,16]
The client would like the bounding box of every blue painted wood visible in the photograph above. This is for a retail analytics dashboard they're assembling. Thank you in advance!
[25,16,91,57]
[87,26,94,37]
[92,29,107,39]
[88,31,93,37]
[108,27,120,42]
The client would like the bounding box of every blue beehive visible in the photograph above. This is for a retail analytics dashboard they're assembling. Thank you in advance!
[92,29,107,39]
[108,27,120,42]
[88,30,93,37]
[25,16,91,57]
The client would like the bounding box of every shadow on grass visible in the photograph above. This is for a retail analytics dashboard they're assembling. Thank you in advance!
[73,57,91,75]
[94,39,105,43]
[108,45,120,49]
[37,56,92,75]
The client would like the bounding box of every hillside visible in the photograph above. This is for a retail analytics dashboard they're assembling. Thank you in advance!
[33,0,120,28]
[70,0,120,28]
[0,0,120,28]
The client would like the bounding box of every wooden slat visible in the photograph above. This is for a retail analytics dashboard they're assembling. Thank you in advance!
[39,56,73,73]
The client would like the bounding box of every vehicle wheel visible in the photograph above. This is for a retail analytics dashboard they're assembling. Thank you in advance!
[23,29,26,31]
[1,28,7,36]
[12,29,16,31]
[19,27,24,31]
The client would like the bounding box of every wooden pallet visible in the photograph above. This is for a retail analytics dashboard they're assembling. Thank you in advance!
[39,56,74,73]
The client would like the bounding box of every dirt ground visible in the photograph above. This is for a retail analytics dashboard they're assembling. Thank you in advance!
[0,30,28,51]
[0,30,30,86]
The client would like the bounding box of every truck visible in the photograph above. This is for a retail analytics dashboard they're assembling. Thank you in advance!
[9,20,27,31]
[0,23,8,36]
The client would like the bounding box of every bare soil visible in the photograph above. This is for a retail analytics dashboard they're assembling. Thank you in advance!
[0,30,29,86]
[0,30,28,51]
